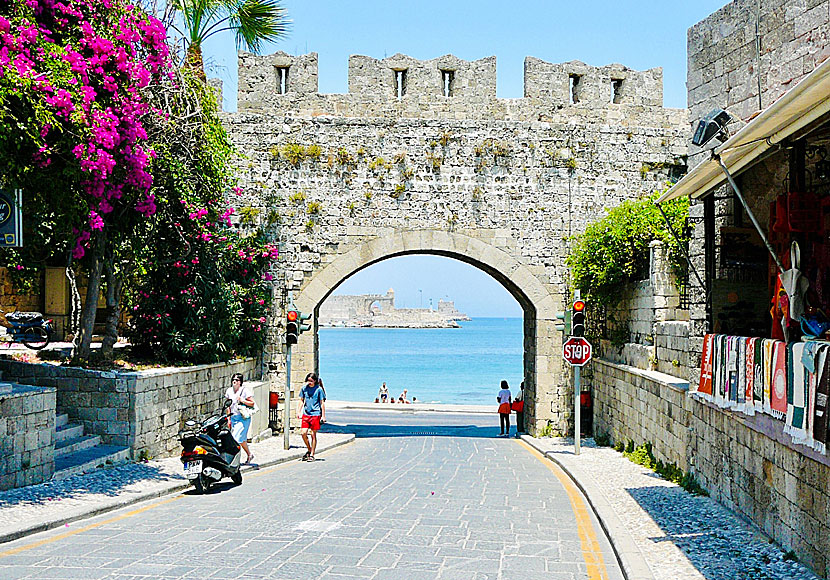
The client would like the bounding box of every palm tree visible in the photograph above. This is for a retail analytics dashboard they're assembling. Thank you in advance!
[172,0,290,78]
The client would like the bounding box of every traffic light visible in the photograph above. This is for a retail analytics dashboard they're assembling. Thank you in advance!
[286,308,312,345]
[286,309,299,345]
[572,299,586,337]
[298,311,312,334]
[554,309,571,333]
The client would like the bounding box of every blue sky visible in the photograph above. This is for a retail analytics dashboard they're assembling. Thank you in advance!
[202,0,729,316]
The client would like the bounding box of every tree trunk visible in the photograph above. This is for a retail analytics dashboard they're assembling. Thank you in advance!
[75,233,105,360]
[184,44,205,82]
[100,256,123,359]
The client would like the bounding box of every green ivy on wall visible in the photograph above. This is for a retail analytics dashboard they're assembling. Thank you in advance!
[566,189,689,308]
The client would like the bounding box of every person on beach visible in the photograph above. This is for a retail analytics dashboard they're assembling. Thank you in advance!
[513,381,525,437]
[226,373,255,463]
[399,389,410,404]
[379,382,389,403]
[497,380,512,437]
[298,372,326,462]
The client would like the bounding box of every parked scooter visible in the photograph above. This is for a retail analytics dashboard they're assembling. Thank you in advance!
[1,310,53,350]
[178,400,242,493]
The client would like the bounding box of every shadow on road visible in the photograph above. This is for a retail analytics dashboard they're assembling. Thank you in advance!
[0,463,183,508]
[323,422,505,438]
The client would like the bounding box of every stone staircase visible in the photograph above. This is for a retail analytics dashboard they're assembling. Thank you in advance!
[54,413,131,480]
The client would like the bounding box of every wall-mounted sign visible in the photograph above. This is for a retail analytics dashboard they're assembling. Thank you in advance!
[0,188,22,247]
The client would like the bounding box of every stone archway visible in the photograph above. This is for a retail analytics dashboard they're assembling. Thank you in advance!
[287,229,564,435]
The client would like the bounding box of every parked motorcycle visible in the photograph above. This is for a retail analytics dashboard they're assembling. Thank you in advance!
[1,310,53,350]
[178,400,242,493]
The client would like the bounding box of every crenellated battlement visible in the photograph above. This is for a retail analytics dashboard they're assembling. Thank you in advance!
[237,51,667,119]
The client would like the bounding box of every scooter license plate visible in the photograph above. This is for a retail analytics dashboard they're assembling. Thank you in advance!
[183,460,203,478]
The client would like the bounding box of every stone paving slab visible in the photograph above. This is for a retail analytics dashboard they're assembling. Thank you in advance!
[522,435,821,580]
[0,432,354,544]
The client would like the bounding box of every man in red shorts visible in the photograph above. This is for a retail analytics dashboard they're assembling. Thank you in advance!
[298,372,326,461]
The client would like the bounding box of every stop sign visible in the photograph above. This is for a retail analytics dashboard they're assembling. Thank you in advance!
[563,337,592,366]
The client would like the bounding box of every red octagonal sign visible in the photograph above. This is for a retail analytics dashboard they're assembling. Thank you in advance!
[563,337,592,366]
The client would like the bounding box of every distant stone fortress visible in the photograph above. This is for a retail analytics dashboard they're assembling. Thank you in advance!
[318,289,470,328]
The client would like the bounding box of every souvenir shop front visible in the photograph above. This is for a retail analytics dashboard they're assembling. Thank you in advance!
[658,58,830,461]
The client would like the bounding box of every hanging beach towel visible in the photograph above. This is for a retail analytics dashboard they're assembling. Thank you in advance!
[736,338,747,410]
[745,338,757,415]
[770,341,788,419]
[717,335,729,405]
[753,338,764,408]
[763,339,776,413]
[698,334,714,397]
[727,337,739,407]
[785,342,808,445]
[778,241,809,324]
[813,345,829,454]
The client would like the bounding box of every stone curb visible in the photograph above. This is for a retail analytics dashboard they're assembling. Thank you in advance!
[0,434,355,545]
[520,435,656,580]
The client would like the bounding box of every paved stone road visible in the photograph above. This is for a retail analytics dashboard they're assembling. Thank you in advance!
[0,410,623,580]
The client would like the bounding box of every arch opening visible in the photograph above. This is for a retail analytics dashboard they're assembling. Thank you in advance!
[317,254,526,406]
[287,230,562,435]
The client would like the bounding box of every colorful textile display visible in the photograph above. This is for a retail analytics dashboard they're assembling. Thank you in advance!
[763,339,775,413]
[699,334,713,396]
[695,334,830,455]
[770,341,788,419]
[785,343,808,444]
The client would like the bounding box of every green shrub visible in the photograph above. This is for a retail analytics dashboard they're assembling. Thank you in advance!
[566,190,689,308]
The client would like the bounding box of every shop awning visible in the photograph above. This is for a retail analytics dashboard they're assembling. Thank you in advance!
[658,57,830,203]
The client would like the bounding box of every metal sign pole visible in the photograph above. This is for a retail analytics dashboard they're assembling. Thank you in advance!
[574,365,581,456]
[284,344,292,450]
[573,289,580,456]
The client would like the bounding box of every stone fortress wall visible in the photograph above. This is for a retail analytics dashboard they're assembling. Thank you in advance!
[224,51,689,434]
[318,289,469,328]
[237,51,669,122]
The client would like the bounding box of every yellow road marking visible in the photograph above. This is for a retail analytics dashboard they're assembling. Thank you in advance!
[519,441,610,580]
[0,495,184,558]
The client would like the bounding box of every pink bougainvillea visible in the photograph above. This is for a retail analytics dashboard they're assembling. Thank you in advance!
[0,0,170,258]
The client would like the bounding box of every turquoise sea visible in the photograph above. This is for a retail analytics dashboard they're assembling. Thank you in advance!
[318,317,524,405]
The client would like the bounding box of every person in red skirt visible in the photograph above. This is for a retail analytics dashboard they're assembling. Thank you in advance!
[496,380,512,437]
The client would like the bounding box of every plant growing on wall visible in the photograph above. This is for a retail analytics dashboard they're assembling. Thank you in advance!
[391,183,406,198]
[566,190,689,308]
[336,147,353,167]
[281,143,306,166]
[289,190,306,203]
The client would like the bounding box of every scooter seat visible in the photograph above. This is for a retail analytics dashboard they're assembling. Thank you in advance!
[6,311,43,324]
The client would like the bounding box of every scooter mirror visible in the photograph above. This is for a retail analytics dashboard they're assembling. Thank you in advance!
[222,399,232,409]
[185,420,196,427]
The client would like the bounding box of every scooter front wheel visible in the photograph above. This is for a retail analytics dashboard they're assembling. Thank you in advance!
[231,471,242,485]
[194,472,212,494]
[22,327,50,350]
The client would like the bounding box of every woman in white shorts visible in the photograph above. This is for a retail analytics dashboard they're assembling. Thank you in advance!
[226,373,255,463]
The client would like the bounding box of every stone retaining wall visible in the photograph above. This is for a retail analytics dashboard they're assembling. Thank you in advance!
[598,241,691,378]
[0,383,55,491]
[0,359,260,459]
[591,359,691,471]
[591,358,830,579]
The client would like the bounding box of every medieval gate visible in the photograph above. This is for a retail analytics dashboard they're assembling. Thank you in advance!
[224,51,688,434]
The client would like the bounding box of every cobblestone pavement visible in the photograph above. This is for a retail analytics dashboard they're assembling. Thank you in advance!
[0,433,354,543]
[0,411,623,580]
[525,436,821,580]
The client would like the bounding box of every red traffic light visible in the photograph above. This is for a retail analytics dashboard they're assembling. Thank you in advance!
[573,300,586,312]
[286,310,298,322]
